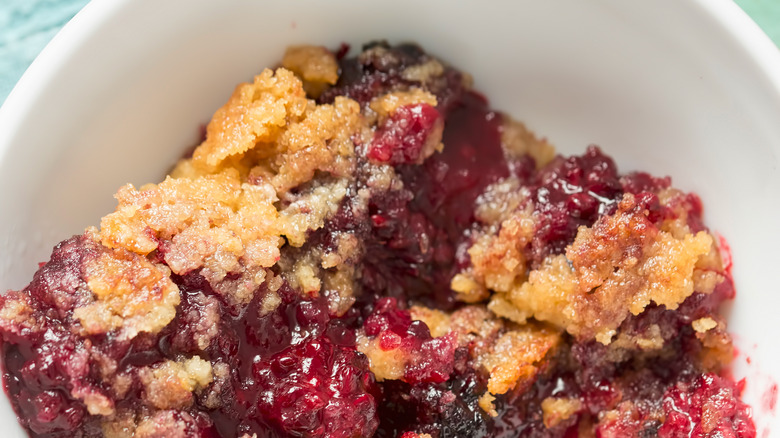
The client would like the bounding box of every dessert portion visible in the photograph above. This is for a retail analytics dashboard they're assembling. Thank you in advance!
[0,42,755,437]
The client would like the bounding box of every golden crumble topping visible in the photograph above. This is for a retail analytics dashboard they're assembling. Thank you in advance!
[411,304,561,407]
[485,193,717,344]
[139,357,213,410]
[541,397,584,429]
[104,409,211,438]
[454,205,534,302]
[499,118,555,168]
[192,68,310,170]
[488,254,578,330]
[74,231,180,340]
[281,45,340,97]
[99,60,370,307]
[478,324,560,396]
[369,89,438,121]
[409,306,451,338]
[100,169,281,306]
[356,334,407,382]
[0,42,751,438]
[566,194,714,342]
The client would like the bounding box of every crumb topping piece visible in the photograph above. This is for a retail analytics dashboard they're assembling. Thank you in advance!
[357,298,458,384]
[412,304,560,403]
[103,409,214,438]
[369,89,438,122]
[100,170,281,306]
[140,357,213,410]
[479,324,560,395]
[75,230,180,340]
[192,68,310,169]
[499,118,555,168]
[281,45,340,97]
[541,397,584,429]
[454,203,535,303]
[487,193,715,344]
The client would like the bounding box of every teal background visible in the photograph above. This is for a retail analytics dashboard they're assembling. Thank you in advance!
[0,0,778,105]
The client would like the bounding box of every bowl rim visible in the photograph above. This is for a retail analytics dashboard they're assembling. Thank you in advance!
[692,0,780,95]
[0,0,778,434]
[0,0,779,154]
[0,0,126,166]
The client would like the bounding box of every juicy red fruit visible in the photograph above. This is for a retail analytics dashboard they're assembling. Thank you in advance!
[369,103,441,165]
[659,373,756,438]
[363,298,457,384]
[526,145,623,266]
[0,42,757,438]
[252,337,378,438]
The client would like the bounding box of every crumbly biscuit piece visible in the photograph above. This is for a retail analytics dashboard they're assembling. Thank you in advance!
[74,231,180,340]
[100,68,367,306]
[487,194,715,344]
[140,357,213,410]
[281,45,339,97]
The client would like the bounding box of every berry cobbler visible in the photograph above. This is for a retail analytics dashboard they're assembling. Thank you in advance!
[0,42,756,437]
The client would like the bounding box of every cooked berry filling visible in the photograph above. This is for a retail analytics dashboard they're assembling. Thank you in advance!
[0,42,754,438]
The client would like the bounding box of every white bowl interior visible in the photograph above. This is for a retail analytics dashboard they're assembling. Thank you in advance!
[1,0,779,435]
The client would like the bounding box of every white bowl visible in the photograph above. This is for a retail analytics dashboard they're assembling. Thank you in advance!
[1,0,779,435]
